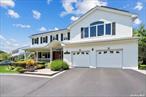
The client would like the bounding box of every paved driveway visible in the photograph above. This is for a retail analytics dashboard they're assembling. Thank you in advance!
[0,68,146,97]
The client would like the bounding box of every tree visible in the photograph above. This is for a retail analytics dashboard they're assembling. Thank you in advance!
[134,24,146,64]
[0,50,11,61]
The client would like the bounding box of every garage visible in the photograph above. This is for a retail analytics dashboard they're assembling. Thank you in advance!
[72,51,90,67]
[96,49,123,68]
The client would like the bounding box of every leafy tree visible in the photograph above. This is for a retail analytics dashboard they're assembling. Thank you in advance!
[0,50,11,61]
[134,24,146,64]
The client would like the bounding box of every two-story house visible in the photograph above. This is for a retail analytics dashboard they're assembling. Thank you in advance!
[25,6,138,68]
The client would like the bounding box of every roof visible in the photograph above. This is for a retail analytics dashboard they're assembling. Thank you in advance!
[31,6,137,37]
[68,6,137,29]
[31,28,67,37]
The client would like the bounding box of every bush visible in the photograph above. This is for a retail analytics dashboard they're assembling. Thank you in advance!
[26,59,36,66]
[14,67,25,73]
[13,61,26,68]
[138,64,146,70]
[36,64,45,69]
[50,60,69,71]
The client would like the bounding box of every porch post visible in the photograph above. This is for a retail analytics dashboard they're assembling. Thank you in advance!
[50,48,53,62]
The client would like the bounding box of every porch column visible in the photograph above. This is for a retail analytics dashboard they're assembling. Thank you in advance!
[50,48,53,62]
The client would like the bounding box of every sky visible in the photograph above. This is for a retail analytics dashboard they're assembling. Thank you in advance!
[0,0,146,53]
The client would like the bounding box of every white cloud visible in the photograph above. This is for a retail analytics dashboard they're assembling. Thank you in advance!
[13,24,31,29]
[60,0,107,17]
[39,27,47,32]
[47,0,52,4]
[70,16,79,21]
[54,27,59,30]
[8,9,20,18]
[134,18,142,25]
[49,27,59,31]
[32,10,41,20]
[134,2,143,11]
[0,34,20,52]
[0,0,15,7]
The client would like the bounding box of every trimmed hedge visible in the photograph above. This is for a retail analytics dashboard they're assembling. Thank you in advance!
[138,64,146,70]
[50,60,69,71]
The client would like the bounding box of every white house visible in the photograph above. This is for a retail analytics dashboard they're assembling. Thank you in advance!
[25,6,138,68]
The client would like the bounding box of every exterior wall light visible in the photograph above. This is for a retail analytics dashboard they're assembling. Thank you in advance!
[92,48,94,51]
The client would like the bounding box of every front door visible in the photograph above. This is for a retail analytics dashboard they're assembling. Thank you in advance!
[53,51,63,60]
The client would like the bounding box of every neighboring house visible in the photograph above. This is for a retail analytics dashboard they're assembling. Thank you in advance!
[25,6,138,68]
[11,46,30,61]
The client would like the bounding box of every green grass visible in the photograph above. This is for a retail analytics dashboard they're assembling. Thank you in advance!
[0,65,18,73]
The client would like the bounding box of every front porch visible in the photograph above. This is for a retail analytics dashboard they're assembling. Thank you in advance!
[25,40,64,62]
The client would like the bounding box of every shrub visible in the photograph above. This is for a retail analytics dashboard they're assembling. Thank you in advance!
[26,59,36,66]
[50,60,69,71]
[36,64,45,69]
[13,61,26,68]
[14,67,25,73]
[138,64,146,70]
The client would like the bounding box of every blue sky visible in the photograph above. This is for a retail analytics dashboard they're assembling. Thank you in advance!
[0,0,146,52]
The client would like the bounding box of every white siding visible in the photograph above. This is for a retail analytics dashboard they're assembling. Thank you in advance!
[64,39,138,68]
[70,9,133,41]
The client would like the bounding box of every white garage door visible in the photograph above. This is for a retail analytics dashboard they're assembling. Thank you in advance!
[96,50,122,68]
[72,51,90,67]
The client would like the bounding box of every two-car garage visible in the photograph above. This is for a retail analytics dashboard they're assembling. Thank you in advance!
[72,49,123,68]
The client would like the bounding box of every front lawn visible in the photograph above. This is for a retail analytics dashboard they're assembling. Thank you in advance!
[0,65,18,73]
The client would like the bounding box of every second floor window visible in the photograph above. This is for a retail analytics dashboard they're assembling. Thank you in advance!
[35,38,39,44]
[81,21,116,38]
[67,32,70,40]
[43,36,48,43]
[61,33,63,41]
[50,35,52,42]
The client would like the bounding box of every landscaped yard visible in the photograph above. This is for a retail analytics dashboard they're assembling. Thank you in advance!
[0,65,18,73]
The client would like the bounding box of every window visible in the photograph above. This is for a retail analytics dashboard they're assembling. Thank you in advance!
[32,38,39,44]
[38,52,41,58]
[67,32,70,40]
[46,36,48,43]
[81,27,84,38]
[40,37,43,44]
[97,25,104,36]
[84,27,89,38]
[90,26,96,37]
[61,33,63,41]
[50,35,52,42]
[112,22,116,35]
[106,23,111,35]
[32,38,34,45]
[56,34,58,40]
[90,21,104,26]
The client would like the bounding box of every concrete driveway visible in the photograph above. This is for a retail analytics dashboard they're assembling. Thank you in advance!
[0,68,146,97]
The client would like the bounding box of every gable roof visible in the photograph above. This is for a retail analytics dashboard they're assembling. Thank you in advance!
[68,6,137,29]
[31,28,67,37]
